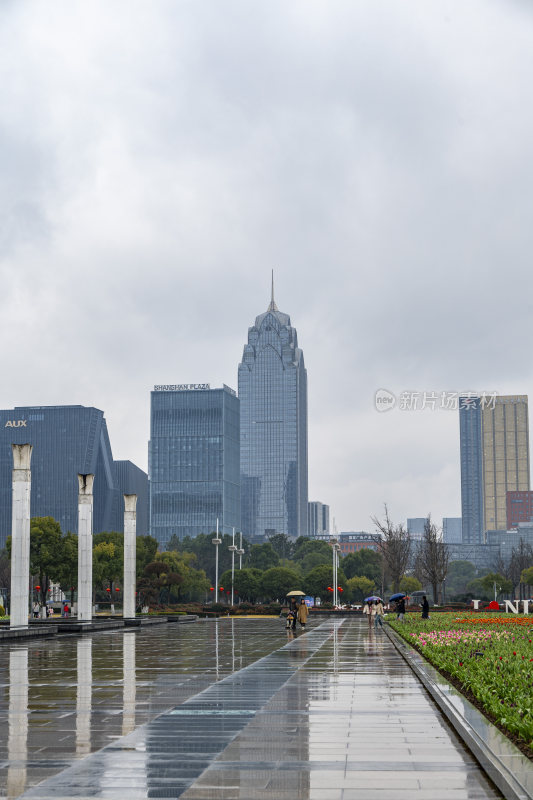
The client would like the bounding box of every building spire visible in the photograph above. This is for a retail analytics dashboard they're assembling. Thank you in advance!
[267,269,278,312]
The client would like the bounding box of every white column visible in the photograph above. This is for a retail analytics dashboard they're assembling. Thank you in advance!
[123,494,137,619]
[122,631,136,735]
[77,474,94,621]
[7,647,29,798]
[76,638,92,754]
[10,444,32,629]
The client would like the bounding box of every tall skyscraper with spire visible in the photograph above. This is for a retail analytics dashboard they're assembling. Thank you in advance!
[238,278,308,540]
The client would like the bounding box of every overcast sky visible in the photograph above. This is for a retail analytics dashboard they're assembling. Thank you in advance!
[1,0,533,533]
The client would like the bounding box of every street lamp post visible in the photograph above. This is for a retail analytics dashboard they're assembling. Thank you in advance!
[212,518,222,603]
[229,527,237,606]
[331,539,340,607]
[237,531,244,570]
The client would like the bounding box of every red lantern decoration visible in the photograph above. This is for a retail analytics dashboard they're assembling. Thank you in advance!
[209,587,214,592]
[219,586,224,592]
[115,587,120,592]
[106,588,111,593]
[338,587,343,593]
[327,586,333,592]
[35,585,41,591]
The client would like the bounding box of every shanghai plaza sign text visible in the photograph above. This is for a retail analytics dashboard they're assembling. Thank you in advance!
[153,384,210,391]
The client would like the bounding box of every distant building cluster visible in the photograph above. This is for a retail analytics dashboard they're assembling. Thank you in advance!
[404,394,533,570]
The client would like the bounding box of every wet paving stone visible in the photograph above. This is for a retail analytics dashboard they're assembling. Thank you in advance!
[0,618,505,799]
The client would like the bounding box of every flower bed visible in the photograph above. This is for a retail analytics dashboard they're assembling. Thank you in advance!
[388,612,533,755]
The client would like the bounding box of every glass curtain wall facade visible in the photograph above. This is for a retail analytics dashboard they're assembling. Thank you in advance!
[0,405,120,546]
[149,386,240,548]
[308,501,330,537]
[460,395,530,544]
[460,398,484,544]
[239,295,308,540]
[114,460,149,535]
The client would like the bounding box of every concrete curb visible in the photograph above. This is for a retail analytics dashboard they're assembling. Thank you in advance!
[385,625,533,800]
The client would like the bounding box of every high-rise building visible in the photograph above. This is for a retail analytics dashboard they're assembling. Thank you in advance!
[114,460,150,535]
[0,405,147,547]
[506,490,533,530]
[238,285,308,540]
[460,395,530,544]
[308,501,330,537]
[407,518,426,541]
[442,517,462,544]
[149,384,240,548]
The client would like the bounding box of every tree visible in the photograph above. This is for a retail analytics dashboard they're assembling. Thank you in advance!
[508,539,533,599]
[342,549,382,584]
[93,541,124,602]
[445,560,477,600]
[347,576,375,603]
[168,532,250,582]
[267,533,295,561]
[29,517,63,604]
[412,516,449,604]
[56,532,78,607]
[233,568,261,602]
[259,567,301,602]
[480,572,513,598]
[136,535,159,578]
[521,566,533,587]
[303,564,347,602]
[400,576,422,594]
[372,506,411,592]
[248,542,279,572]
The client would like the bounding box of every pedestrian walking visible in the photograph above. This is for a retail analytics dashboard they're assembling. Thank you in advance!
[421,595,430,619]
[396,596,406,622]
[297,600,308,628]
[374,599,384,630]
[363,600,373,627]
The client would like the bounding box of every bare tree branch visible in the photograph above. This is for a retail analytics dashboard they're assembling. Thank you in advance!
[371,505,411,593]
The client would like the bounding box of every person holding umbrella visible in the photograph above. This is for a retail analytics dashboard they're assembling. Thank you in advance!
[373,598,384,630]
[390,592,407,622]
[297,599,308,628]
[286,590,305,632]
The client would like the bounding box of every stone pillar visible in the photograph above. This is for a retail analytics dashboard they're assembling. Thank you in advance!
[77,474,94,621]
[76,638,92,754]
[8,647,29,798]
[123,494,137,620]
[10,444,32,629]
[122,631,136,735]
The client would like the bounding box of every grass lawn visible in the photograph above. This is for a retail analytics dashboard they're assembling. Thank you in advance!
[388,611,533,755]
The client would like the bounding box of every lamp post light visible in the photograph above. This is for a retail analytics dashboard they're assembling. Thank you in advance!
[237,531,244,571]
[228,527,237,607]
[330,539,340,607]
[212,518,222,603]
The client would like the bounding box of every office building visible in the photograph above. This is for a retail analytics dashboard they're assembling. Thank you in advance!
[338,532,382,555]
[238,285,308,540]
[114,460,149,535]
[460,395,530,544]
[0,405,147,547]
[308,502,330,537]
[442,517,462,544]
[149,384,240,548]
[506,490,533,530]
[407,518,426,541]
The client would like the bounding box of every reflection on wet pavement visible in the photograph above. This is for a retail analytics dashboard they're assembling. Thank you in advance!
[0,618,504,799]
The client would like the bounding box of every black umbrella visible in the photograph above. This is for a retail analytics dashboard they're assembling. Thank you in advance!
[389,592,407,601]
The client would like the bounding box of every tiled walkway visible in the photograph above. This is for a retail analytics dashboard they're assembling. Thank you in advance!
[0,618,502,799]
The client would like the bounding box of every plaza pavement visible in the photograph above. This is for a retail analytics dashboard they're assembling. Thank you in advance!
[0,617,507,799]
